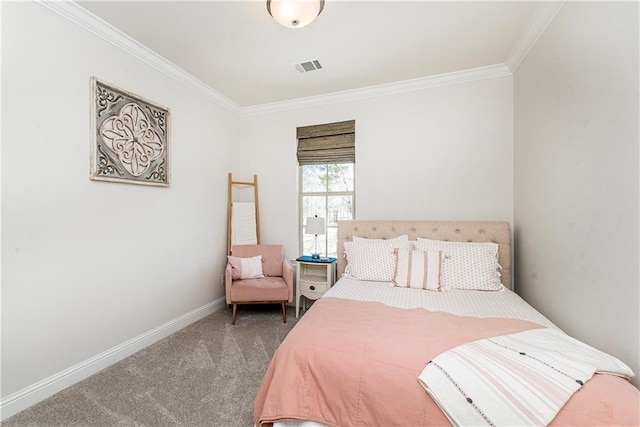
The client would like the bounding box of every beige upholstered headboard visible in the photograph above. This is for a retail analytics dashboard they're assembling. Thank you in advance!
[337,220,512,290]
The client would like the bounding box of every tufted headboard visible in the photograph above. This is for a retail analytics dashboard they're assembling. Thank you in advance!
[337,220,512,290]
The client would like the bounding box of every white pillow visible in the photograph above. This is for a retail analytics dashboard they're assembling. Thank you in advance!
[415,238,503,291]
[227,255,264,280]
[392,249,444,291]
[344,235,409,281]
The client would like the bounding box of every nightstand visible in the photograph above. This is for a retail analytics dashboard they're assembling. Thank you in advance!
[296,256,337,318]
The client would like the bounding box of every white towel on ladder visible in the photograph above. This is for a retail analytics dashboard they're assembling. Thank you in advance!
[232,202,257,245]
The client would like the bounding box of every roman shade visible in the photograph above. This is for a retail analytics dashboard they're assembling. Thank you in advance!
[296,120,355,165]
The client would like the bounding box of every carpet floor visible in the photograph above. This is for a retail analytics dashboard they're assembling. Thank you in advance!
[4,304,301,427]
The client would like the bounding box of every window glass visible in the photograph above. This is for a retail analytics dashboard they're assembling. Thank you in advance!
[328,195,354,226]
[300,164,354,258]
[327,164,354,192]
[301,195,326,220]
[326,228,338,258]
[302,164,327,192]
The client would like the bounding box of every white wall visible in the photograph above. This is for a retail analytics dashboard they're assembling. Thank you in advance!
[514,2,639,384]
[1,1,236,401]
[239,76,514,260]
[9,0,636,418]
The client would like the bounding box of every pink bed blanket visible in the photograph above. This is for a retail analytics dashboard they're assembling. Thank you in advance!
[254,297,640,426]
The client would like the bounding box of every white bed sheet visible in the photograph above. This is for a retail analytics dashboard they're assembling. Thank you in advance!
[323,277,557,328]
[273,278,558,427]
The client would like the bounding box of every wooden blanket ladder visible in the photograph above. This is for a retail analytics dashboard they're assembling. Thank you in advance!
[227,173,260,255]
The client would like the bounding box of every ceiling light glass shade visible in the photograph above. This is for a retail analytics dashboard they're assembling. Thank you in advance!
[267,0,325,29]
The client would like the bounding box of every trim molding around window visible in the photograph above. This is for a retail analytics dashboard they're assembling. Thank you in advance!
[298,164,355,258]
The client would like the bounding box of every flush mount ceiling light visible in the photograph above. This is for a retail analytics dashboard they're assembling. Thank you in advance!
[266,0,325,29]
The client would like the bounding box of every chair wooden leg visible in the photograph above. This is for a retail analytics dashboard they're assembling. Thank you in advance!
[232,304,237,325]
[281,302,287,323]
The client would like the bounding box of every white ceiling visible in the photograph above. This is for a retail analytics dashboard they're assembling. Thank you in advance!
[77,1,542,108]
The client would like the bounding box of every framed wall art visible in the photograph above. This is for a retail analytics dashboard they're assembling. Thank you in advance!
[90,77,171,186]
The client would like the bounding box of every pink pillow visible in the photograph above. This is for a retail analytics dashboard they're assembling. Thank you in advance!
[228,255,264,280]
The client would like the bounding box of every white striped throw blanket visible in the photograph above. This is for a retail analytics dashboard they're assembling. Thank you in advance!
[418,327,634,427]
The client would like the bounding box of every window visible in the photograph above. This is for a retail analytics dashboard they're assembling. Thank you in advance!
[297,120,355,258]
[300,163,355,257]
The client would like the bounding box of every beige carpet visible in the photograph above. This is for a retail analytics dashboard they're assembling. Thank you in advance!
[4,304,300,426]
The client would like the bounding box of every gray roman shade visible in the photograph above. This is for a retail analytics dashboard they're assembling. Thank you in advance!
[296,120,355,165]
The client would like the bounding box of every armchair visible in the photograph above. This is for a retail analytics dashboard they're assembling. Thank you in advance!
[225,244,294,325]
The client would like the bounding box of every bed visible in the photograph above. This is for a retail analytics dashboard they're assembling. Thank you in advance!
[254,221,639,426]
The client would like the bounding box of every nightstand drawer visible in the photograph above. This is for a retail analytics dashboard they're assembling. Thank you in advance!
[299,280,329,294]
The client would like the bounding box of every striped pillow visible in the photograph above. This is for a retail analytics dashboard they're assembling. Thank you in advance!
[392,249,444,291]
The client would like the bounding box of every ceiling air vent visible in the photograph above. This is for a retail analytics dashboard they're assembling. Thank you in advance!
[293,59,322,74]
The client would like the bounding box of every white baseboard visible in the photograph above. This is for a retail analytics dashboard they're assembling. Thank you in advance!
[0,297,226,421]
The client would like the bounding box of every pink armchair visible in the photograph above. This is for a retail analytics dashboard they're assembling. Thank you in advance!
[225,244,294,325]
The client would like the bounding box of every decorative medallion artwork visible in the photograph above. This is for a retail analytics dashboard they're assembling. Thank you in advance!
[90,77,170,186]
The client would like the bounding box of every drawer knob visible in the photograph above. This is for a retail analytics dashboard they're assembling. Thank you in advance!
[310,285,315,291]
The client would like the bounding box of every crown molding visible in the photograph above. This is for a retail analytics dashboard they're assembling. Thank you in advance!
[506,1,566,73]
[240,64,512,116]
[38,0,557,117]
[37,0,243,115]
